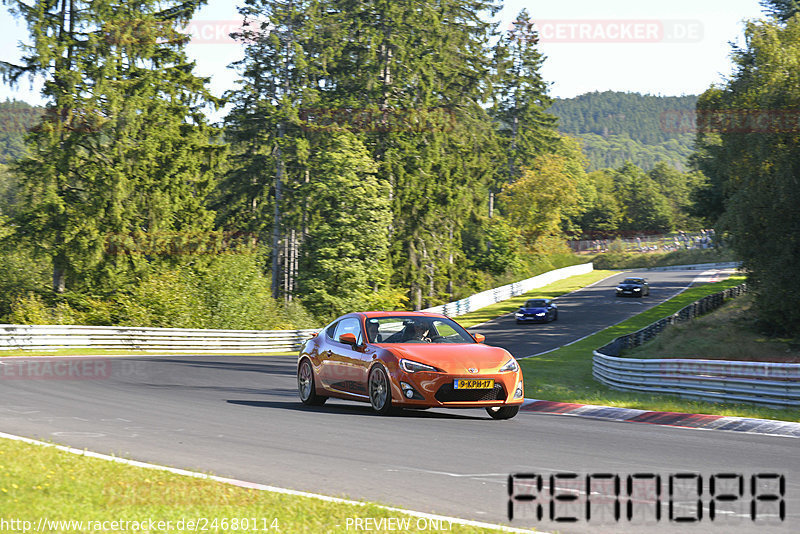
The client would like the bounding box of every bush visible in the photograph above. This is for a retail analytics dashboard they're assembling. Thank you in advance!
[7,294,56,325]
[592,248,737,270]
[115,267,211,329]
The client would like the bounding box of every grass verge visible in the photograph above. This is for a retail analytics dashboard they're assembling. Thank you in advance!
[626,293,800,363]
[518,275,800,422]
[0,438,513,534]
[455,270,616,328]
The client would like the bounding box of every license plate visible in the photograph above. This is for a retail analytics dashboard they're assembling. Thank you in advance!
[454,379,494,389]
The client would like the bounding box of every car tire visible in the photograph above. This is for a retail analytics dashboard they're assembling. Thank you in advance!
[486,405,520,420]
[369,365,393,415]
[298,358,327,406]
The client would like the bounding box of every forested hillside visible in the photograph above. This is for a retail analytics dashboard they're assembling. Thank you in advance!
[0,1,708,329]
[0,99,42,163]
[548,91,697,171]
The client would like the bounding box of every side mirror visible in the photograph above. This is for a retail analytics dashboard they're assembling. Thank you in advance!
[339,333,359,346]
[473,333,485,344]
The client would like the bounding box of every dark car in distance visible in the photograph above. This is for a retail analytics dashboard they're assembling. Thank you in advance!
[514,298,558,324]
[615,277,650,297]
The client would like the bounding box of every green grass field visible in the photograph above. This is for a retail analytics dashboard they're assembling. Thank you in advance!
[0,438,516,533]
[626,293,800,363]
[518,276,799,422]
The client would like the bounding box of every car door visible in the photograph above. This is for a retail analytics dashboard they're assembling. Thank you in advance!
[326,317,369,396]
[316,321,340,388]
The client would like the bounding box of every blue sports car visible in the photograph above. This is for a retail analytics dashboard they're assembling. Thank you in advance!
[515,298,558,324]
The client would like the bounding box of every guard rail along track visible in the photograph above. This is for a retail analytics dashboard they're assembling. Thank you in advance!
[423,262,593,317]
[593,283,800,408]
[0,263,593,352]
[0,325,320,353]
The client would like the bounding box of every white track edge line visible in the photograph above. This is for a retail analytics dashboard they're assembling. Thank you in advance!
[0,431,544,534]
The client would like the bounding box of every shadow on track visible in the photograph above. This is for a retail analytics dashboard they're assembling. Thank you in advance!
[226,399,486,420]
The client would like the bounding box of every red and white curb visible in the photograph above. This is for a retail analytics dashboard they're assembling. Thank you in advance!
[520,399,800,438]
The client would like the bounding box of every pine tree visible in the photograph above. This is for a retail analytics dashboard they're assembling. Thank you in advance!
[491,9,558,183]
[4,0,219,292]
[761,0,800,22]
[2,1,222,293]
[318,0,503,308]
[296,132,395,318]
[221,0,341,300]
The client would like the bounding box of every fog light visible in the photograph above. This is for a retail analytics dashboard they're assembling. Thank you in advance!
[400,381,423,400]
[514,383,523,399]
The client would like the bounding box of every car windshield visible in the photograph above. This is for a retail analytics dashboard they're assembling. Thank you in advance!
[524,299,548,308]
[365,316,475,344]
[623,279,643,284]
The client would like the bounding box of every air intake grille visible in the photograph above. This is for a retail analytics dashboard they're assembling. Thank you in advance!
[435,383,506,402]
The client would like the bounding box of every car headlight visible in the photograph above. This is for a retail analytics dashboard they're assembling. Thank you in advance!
[499,358,519,373]
[535,312,545,316]
[616,287,623,291]
[633,288,641,291]
[400,359,437,373]
[515,312,524,317]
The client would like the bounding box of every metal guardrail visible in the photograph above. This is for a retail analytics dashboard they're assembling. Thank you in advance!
[0,264,595,353]
[593,284,800,407]
[423,263,593,317]
[0,324,319,353]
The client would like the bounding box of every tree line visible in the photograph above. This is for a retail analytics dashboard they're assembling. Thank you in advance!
[0,0,708,327]
[547,91,698,172]
[693,0,800,335]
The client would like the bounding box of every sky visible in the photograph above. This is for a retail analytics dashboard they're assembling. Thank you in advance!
[0,0,768,117]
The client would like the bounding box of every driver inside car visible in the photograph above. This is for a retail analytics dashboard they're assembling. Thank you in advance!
[403,321,431,342]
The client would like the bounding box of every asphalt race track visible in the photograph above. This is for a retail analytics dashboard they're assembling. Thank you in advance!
[1,269,797,534]
[470,269,729,358]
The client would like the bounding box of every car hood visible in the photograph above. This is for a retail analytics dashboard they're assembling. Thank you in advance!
[519,307,547,313]
[383,343,513,374]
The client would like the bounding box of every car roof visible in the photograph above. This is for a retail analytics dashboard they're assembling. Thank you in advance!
[359,311,449,320]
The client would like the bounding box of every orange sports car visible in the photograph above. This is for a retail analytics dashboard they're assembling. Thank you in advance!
[296,311,524,419]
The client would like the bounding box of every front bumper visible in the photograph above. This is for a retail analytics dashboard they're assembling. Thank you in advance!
[390,369,524,409]
[516,314,549,322]
[616,289,642,296]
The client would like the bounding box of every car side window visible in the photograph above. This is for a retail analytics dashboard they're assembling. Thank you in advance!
[325,321,339,340]
[333,317,363,346]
